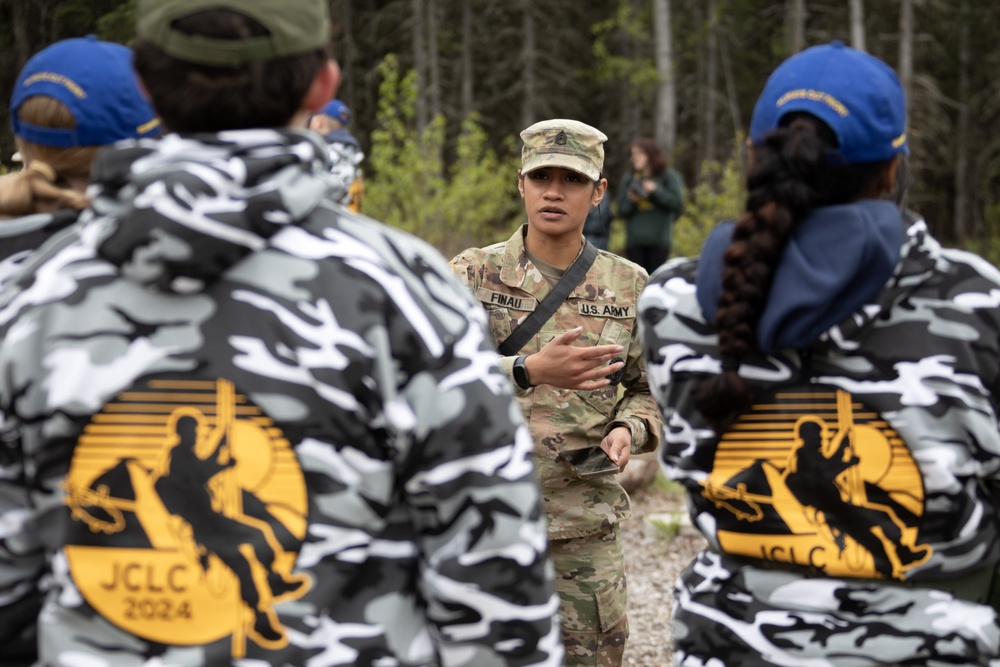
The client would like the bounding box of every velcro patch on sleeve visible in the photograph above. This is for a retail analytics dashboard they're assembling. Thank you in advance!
[579,302,634,318]
[477,288,538,311]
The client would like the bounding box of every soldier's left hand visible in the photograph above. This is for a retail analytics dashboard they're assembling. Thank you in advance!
[600,427,631,470]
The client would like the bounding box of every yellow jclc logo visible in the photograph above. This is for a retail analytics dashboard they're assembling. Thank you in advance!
[64,378,310,657]
[703,387,931,581]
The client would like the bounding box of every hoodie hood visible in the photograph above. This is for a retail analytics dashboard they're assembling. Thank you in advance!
[91,129,337,294]
[696,200,904,353]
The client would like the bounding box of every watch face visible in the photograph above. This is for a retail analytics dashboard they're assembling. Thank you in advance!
[513,359,530,389]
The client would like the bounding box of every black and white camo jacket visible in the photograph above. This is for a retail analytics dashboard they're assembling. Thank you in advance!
[638,211,1000,666]
[0,130,562,667]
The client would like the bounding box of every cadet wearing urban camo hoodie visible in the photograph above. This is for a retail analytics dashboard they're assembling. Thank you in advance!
[639,42,1000,666]
[0,1,562,665]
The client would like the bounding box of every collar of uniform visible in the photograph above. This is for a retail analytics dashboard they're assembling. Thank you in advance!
[499,224,598,301]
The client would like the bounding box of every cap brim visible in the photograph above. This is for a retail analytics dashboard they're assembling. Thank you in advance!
[521,155,599,181]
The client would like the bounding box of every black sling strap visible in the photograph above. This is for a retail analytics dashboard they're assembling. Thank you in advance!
[497,241,598,356]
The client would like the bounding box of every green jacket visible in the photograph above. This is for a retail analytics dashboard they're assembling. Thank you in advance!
[451,225,662,539]
[617,167,685,248]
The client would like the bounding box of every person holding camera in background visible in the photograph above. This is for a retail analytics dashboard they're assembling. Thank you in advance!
[617,137,684,275]
[451,119,662,666]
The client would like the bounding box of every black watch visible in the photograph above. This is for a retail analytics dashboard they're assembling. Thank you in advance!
[512,355,533,390]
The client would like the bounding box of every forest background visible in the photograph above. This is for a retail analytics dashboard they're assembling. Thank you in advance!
[1,0,997,264]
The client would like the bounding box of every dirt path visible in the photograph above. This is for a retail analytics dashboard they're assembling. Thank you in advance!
[620,478,706,666]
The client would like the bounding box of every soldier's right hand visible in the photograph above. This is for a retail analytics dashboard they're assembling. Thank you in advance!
[522,327,624,391]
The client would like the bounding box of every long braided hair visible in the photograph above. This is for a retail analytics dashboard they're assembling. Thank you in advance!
[694,113,897,430]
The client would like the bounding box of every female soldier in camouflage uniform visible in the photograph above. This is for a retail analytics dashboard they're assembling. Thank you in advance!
[639,42,1000,665]
[452,119,662,666]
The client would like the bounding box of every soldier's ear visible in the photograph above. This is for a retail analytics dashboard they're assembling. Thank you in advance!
[592,178,608,205]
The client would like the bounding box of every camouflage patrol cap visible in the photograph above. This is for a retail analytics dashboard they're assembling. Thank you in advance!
[520,119,606,181]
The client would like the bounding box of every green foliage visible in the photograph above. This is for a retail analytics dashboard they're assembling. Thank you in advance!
[364,54,522,259]
[54,0,132,42]
[648,513,683,541]
[94,0,136,45]
[672,140,748,260]
[591,1,660,96]
[650,470,685,496]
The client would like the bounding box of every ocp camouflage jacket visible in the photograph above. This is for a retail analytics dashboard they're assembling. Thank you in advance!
[638,213,1000,665]
[451,227,661,540]
[0,131,562,667]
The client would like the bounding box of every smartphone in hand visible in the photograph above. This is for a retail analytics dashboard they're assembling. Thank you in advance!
[558,446,620,479]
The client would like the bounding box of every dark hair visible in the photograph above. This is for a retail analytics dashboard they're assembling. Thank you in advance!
[694,113,896,431]
[630,138,667,176]
[133,9,328,133]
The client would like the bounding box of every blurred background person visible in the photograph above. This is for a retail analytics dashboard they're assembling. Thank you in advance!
[616,137,684,274]
[0,36,159,272]
[309,98,365,212]
[582,194,613,251]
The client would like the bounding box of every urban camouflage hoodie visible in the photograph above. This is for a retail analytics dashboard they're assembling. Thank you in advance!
[638,204,1000,665]
[0,130,562,667]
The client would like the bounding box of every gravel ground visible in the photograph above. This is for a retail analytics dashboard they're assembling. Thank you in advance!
[619,474,706,667]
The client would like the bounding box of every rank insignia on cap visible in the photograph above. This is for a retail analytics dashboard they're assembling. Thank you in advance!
[519,119,607,181]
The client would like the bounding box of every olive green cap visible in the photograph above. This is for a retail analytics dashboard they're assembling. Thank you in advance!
[520,119,607,181]
[136,0,330,68]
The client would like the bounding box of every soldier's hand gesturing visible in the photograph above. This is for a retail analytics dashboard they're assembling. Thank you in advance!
[522,327,624,391]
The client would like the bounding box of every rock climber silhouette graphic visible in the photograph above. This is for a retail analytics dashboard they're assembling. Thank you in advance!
[700,387,932,580]
[63,378,310,657]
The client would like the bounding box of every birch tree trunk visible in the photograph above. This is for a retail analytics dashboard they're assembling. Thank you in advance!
[719,27,742,144]
[953,0,969,244]
[460,0,474,119]
[427,0,441,122]
[705,0,719,170]
[787,0,806,54]
[520,0,537,130]
[898,0,913,211]
[412,0,428,132]
[694,0,707,170]
[898,0,913,120]
[652,0,676,153]
[849,0,865,51]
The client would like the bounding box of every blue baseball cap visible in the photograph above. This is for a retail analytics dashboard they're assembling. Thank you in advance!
[10,36,160,148]
[319,99,351,126]
[749,41,907,164]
